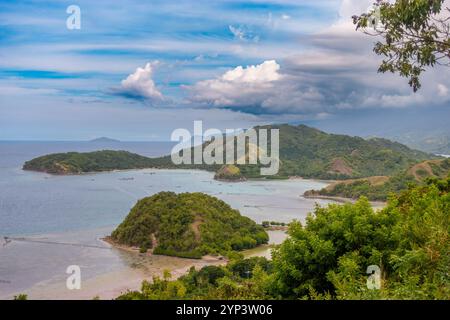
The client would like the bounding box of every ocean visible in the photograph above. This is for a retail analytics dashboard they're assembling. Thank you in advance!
[0,141,334,299]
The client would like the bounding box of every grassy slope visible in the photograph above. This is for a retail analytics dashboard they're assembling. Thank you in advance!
[307,158,450,201]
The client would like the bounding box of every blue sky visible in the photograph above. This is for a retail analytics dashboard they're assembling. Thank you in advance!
[1,0,449,141]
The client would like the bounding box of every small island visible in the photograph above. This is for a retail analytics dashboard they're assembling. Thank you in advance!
[213,164,246,181]
[90,137,121,143]
[22,150,155,175]
[108,192,268,258]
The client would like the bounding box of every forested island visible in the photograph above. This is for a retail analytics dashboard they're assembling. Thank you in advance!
[109,192,268,258]
[117,177,450,300]
[23,150,155,175]
[23,124,434,180]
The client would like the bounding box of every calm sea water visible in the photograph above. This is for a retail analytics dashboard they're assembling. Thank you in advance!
[0,141,333,299]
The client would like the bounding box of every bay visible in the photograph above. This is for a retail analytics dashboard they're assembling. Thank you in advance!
[0,141,334,299]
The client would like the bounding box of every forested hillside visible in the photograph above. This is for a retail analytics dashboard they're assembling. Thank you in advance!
[110,192,268,258]
[23,124,434,180]
[118,177,450,300]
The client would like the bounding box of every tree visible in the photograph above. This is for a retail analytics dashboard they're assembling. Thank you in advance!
[353,0,450,91]
[269,180,450,299]
[13,294,28,300]
[116,178,449,300]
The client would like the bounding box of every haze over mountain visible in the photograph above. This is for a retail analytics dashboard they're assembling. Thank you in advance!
[304,106,450,154]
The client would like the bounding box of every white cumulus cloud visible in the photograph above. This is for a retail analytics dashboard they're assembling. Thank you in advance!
[116,62,163,101]
[187,60,282,110]
[221,60,281,82]
[186,60,328,114]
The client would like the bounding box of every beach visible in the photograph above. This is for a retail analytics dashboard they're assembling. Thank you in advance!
[5,230,286,300]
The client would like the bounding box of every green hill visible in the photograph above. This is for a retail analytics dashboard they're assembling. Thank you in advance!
[255,124,432,179]
[306,158,450,201]
[148,124,433,179]
[110,192,268,258]
[23,124,434,179]
[23,150,155,174]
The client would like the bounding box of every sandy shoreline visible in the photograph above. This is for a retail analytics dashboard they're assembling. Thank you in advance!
[12,247,228,300]
[11,230,287,300]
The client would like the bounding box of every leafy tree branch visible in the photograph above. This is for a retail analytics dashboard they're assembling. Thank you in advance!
[353,0,450,91]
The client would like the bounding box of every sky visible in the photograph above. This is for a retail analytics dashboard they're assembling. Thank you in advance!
[0,0,449,141]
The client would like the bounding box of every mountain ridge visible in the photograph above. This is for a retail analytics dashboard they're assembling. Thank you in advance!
[23,124,435,180]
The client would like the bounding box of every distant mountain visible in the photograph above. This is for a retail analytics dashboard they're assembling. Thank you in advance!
[303,106,450,155]
[90,137,120,143]
[385,131,450,155]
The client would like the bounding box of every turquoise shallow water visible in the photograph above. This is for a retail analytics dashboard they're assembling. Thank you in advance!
[0,141,334,298]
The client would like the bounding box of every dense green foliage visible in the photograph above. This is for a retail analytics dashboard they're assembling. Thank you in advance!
[272,177,449,299]
[309,159,450,201]
[110,192,268,258]
[155,124,432,179]
[353,0,450,92]
[24,125,432,180]
[23,150,155,174]
[263,124,431,179]
[117,257,273,300]
[118,178,449,300]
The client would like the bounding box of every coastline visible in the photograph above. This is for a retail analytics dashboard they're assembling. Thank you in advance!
[23,163,361,202]
[1,166,332,300]
[73,231,287,300]
[4,236,230,300]
[102,236,225,262]
[24,164,361,203]
[302,194,386,208]
[14,254,228,300]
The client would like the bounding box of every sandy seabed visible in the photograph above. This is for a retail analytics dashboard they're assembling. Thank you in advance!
[21,253,227,300]
[18,230,287,300]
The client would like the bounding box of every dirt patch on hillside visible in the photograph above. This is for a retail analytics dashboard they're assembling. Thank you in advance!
[407,160,443,181]
[328,158,353,175]
[191,218,203,242]
[324,175,390,191]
